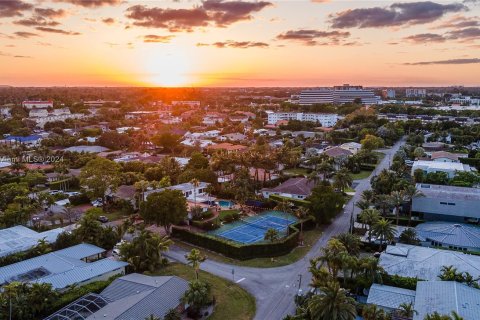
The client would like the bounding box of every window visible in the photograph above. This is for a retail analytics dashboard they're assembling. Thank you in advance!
[448,203,455,206]
[440,202,447,205]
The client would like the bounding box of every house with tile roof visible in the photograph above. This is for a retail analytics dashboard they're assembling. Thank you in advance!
[261,177,315,200]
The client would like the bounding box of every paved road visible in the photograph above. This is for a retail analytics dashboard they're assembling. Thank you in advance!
[165,138,405,320]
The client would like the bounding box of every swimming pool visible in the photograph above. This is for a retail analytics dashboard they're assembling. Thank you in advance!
[210,210,297,244]
[218,200,234,208]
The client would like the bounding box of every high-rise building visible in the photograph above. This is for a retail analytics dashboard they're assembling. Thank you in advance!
[297,84,379,105]
[266,111,338,127]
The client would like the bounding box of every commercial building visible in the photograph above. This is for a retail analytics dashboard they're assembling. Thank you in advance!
[406,88,427,98]
[412,184,480,222]
[83,100,120,107]
[45,273,189,320]
[28,108,85,128]
[22,100,53,109]
[172,100,200,107]
[0,225,64,258]
[411,160,473,179]
[367,281,480,320]
[379,244,480,281]
[262,177,315,200]
[0,244,128,291]
[297,85,379,105]
[266,111,338,127]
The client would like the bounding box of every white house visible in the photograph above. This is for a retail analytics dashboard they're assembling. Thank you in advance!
[340,142,362,154]
[411,160,474,178]
[144,182,211,202]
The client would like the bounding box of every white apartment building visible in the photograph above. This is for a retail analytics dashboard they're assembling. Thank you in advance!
[22,100,53,109]
[83,100,120,107]
[297,85,379,105]
[406,88,427,98]
[266,111,338,127]
[449,95,480,106]
[172,101,200,107]
[28,108,85,128]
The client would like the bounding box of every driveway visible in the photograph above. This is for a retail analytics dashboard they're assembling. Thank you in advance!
[164,137,406,320]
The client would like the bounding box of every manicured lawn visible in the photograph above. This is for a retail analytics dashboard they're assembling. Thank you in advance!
[150,263,256,320]
[283,167,310,176]
[351,170,372,180]
[374,151,386,163]
[174,226,323,268]
[103,210,127,222]
[344,187,355,193]
[218,209,241,221]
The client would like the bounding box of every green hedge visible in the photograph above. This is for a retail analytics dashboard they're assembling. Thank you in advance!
[459,157,480,169]
[382,274,419,290]
[172,218,315,260]
[269,194,310,206]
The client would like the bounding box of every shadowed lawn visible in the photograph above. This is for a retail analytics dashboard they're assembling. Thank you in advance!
[150,263,256,320]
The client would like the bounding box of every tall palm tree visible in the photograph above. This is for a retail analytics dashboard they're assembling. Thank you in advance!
[318,161,334,182]
[320,238,347,277]
[403,184,424,227]
[390,190,406,225]
[359,256,384,286]
[185,249,206,280]
[335,233,361,256]
[359,209,380,243]
[356,199,371,211]
[424,312,455,320]
[372,218,396,250]
[374,194,391,217]
[333,168,353,193]
[307,281,356,320]
[190,178,200,209]
[182,280,212,318]
[295,206,309,245]
[361,190,375,203]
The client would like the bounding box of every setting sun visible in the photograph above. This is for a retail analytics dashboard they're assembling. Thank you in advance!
[144,51,192,87]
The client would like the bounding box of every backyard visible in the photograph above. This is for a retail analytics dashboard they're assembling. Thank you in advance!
[150,263,256,320]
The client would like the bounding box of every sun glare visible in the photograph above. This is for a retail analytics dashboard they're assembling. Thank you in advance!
[145,52,191,87]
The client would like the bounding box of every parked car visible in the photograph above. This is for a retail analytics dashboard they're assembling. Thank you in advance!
[97,215,109,223]
[91,198,103,207]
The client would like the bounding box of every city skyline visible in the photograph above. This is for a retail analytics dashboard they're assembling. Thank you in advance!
[1,0,480,87]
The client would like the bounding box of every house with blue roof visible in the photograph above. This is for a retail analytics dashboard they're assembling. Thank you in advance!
[0,243,128,291]
[2,134,43,146]
[0,225,64,258]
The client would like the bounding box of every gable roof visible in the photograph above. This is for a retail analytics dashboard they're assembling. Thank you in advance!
[323,146,353,158]
[431,151,460,161]
[367,284,416,310]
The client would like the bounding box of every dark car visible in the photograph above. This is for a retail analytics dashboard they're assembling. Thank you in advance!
[97,215,109,223]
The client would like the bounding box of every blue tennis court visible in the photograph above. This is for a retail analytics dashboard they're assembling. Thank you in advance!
[213,212,297,244]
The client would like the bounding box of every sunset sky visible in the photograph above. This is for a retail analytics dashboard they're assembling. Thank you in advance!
[1,0,479,87]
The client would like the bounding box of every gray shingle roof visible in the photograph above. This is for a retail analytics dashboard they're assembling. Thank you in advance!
[413,281,480,320]
[262,177,315,196]
[416,183,480,202]
[416,222,480,250]
[367,284,416,310]
[379,244,480,281]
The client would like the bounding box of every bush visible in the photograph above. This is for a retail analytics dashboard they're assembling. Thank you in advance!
[191,219,220,231]
[382,274,419,290]
[172,218,315,260]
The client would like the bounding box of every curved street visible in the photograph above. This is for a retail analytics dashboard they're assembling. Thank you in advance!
[165,138,405,320]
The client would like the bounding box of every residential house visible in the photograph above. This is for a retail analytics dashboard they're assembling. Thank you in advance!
[144,181,211,202]
[261,177,315,200]
[412,183,480,222]
[218,133,247,142]
[206,143,248,154]
[323,146,353,169]
[0,244,127,291]
[0,225,64,258]
[45,273,189,320]
[416,221,480,252]
[411,161,473,179]
[339,142,362,155]
[2,134,43,146]
[367,281,480,320]
[430,151,467,162]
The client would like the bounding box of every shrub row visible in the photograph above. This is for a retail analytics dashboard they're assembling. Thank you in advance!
[382,274,419,290]
[460,157,480,169]
[172,218,315,260]
[359,163,376,171]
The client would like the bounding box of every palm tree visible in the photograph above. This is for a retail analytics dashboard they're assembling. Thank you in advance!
[182,280,212,318]
[424,312,455,320]
[450,311,464,320]
[185,249,206,280]
[374,194,391,217]
[333,168,353,193]
[295,206,309,245]
[399,228,420,245]
[335,233,361,256]
[264,228,279,242]
[397,302,417,318]
[318,161,334,182]
[403,184,424,226]
[356,199,371,211]
[372,218,396,250]
[362,304,387,320]
[361,190,375,203]
[190,178,200,209]
[359,256,384,286]
[320,238,347,277]
[62,205,78,224]
[359,209,380,243]
[144,315,160,320]
[390,190,406,225]
[307,281,356,320]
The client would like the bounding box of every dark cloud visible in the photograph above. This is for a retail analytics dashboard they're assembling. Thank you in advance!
[14,31,39,38]
[197,40,269,48]
[405,58,480,65]
[276,29,350,46]
[330,1,466,29]
[0,0,33,18]
[447,27,480,39]
[143,34,175,43]
[404,33,446,43]
[14,17,61,27]
[13,55,31,58]
[125,0,272,32]
[102,17,115,24]
[34,8,67,18]
[35,27,81,35]
[435,15,479,28]
[53,0,123,8]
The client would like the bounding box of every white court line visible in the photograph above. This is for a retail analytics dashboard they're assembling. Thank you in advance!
[236,277,246,283]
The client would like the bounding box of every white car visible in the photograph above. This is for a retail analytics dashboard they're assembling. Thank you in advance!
[91,199,103,207]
